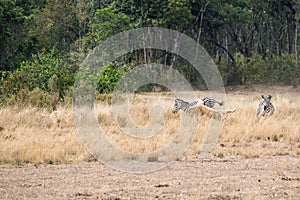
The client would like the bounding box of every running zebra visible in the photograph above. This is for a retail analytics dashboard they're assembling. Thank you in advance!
[172,98,236,119]
[202,97,224,108]
[172,98,199,113]
[172,97,223,113]
[256,95,274,120]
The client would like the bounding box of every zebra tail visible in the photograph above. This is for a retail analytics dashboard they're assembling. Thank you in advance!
[218,101,224,106]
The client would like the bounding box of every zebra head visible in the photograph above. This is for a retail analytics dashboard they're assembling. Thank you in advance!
[261,95,272,110]
[172,99,189,113]
[172,99,181,113]
[257,94,274,119]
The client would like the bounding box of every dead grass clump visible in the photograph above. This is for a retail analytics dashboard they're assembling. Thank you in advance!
[129,106,150,126]
[0,106,89,165]
[0,129,88,165]
[95,93,112,104]
[97,112,116,126]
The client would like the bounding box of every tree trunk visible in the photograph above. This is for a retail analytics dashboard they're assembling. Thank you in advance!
[194,2,209,62]
[277,26,284,56]
[286,21,293,54]
[295,18,298,65]
[257,13,266,59]
[269,18,275,58]
[225,36,229,65]
[266,15,271,58]
[173,28,182,70]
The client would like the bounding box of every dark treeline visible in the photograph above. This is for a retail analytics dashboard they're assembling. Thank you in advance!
[0,0,299,105]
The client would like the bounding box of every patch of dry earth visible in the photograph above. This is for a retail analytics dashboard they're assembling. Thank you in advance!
[0,155,299,199]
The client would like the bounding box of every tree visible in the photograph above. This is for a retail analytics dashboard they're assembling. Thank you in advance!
[28,0,79,52]
[0,0,45,70]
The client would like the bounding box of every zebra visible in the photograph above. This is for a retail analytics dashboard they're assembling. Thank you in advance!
[202,97,224,108]
[256,95,274,120]
[172,98,236,120]
[172,98,199,113]
[172,97,223,113]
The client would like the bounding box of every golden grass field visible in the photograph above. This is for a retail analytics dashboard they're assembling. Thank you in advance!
[0,85,299,165]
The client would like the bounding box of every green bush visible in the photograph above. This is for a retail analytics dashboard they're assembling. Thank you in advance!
[97,63,128,93]
[226,54,300,86]
[2,87,52,108]
[0,48,76,99]
[28,87,52,108]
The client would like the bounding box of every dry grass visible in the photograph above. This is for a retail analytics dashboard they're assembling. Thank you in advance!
[225,94,300,143]
[213,92,300,158]
[0,86,299,165]
[0,106,90,165]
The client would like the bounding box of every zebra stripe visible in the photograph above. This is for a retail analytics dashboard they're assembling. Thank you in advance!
[257,95,274,120]
[172,99,191,113]
[202,97,224,108]
[172,97,224,113]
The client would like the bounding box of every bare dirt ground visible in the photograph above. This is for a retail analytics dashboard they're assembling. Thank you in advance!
[0,155,299,200]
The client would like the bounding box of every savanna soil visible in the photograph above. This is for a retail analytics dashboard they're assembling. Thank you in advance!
[0,155,299,199]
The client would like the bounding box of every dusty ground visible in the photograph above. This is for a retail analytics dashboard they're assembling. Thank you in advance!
[0,155,299,200]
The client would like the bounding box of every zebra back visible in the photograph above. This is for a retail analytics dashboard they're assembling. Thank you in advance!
[202,97,224,108]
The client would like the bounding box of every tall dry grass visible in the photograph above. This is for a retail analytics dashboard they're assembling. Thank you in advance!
[213,93,300,158]
[0,106,90,165]
[0,88,299,165]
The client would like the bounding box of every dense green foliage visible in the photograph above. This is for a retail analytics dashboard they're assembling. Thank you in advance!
[0,0,299,106]
[1,48,75,97]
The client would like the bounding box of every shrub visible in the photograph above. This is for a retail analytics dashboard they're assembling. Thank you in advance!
[28,87,52,108]
[97,63,128,93]
[231,54,299,86]
[0,48,76,99]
